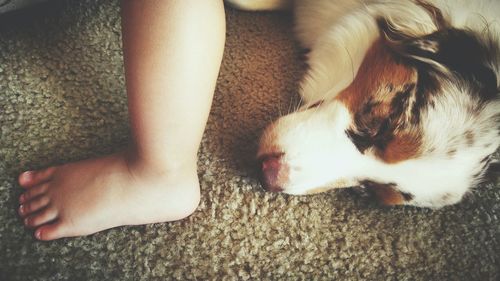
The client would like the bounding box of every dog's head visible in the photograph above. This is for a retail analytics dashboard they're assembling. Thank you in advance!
[258,9,500,208]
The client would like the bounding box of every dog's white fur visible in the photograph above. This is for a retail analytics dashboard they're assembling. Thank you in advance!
[227,0,500,208]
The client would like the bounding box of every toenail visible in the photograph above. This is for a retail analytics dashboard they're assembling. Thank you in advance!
[19,204,25,215]
[24,217,30,226]
[22,171,33,180]
[35,229,42,240]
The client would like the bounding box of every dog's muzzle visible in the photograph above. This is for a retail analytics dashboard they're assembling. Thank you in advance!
[259,153,288,193]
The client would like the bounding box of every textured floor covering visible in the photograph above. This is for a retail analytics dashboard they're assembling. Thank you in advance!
[0,0,499,280]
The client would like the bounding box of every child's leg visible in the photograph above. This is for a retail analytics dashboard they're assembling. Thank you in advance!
[16,0,225,241]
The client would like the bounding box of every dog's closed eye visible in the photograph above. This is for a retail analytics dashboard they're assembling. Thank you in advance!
[306,100,324,110]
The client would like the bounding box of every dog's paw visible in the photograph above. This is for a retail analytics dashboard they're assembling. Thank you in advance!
[224,0,291,11]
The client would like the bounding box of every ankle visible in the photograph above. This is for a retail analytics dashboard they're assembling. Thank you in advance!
[121,148,201,220]
[123,146,198,176]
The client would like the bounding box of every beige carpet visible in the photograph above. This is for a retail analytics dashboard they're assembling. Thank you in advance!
[0,0,499,280]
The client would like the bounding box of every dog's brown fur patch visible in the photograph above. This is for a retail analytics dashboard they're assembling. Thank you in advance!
[362,180,414,206]
[338,39,422,163]
[337,39,417,112]
[377,133,422,164]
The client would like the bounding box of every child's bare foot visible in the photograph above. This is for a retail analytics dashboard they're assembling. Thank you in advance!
[17,152,200,240]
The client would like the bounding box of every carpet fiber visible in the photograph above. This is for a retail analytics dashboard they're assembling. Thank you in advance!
[0,0,499,280]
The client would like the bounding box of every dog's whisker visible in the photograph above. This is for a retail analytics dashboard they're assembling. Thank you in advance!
[286,96,293,115]
[277,96,283,117]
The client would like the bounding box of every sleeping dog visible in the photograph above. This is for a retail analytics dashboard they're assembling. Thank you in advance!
[227,0,500,208]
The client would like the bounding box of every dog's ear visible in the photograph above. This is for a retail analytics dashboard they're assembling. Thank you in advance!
[378,17,498,101]
[376,18,443,70]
